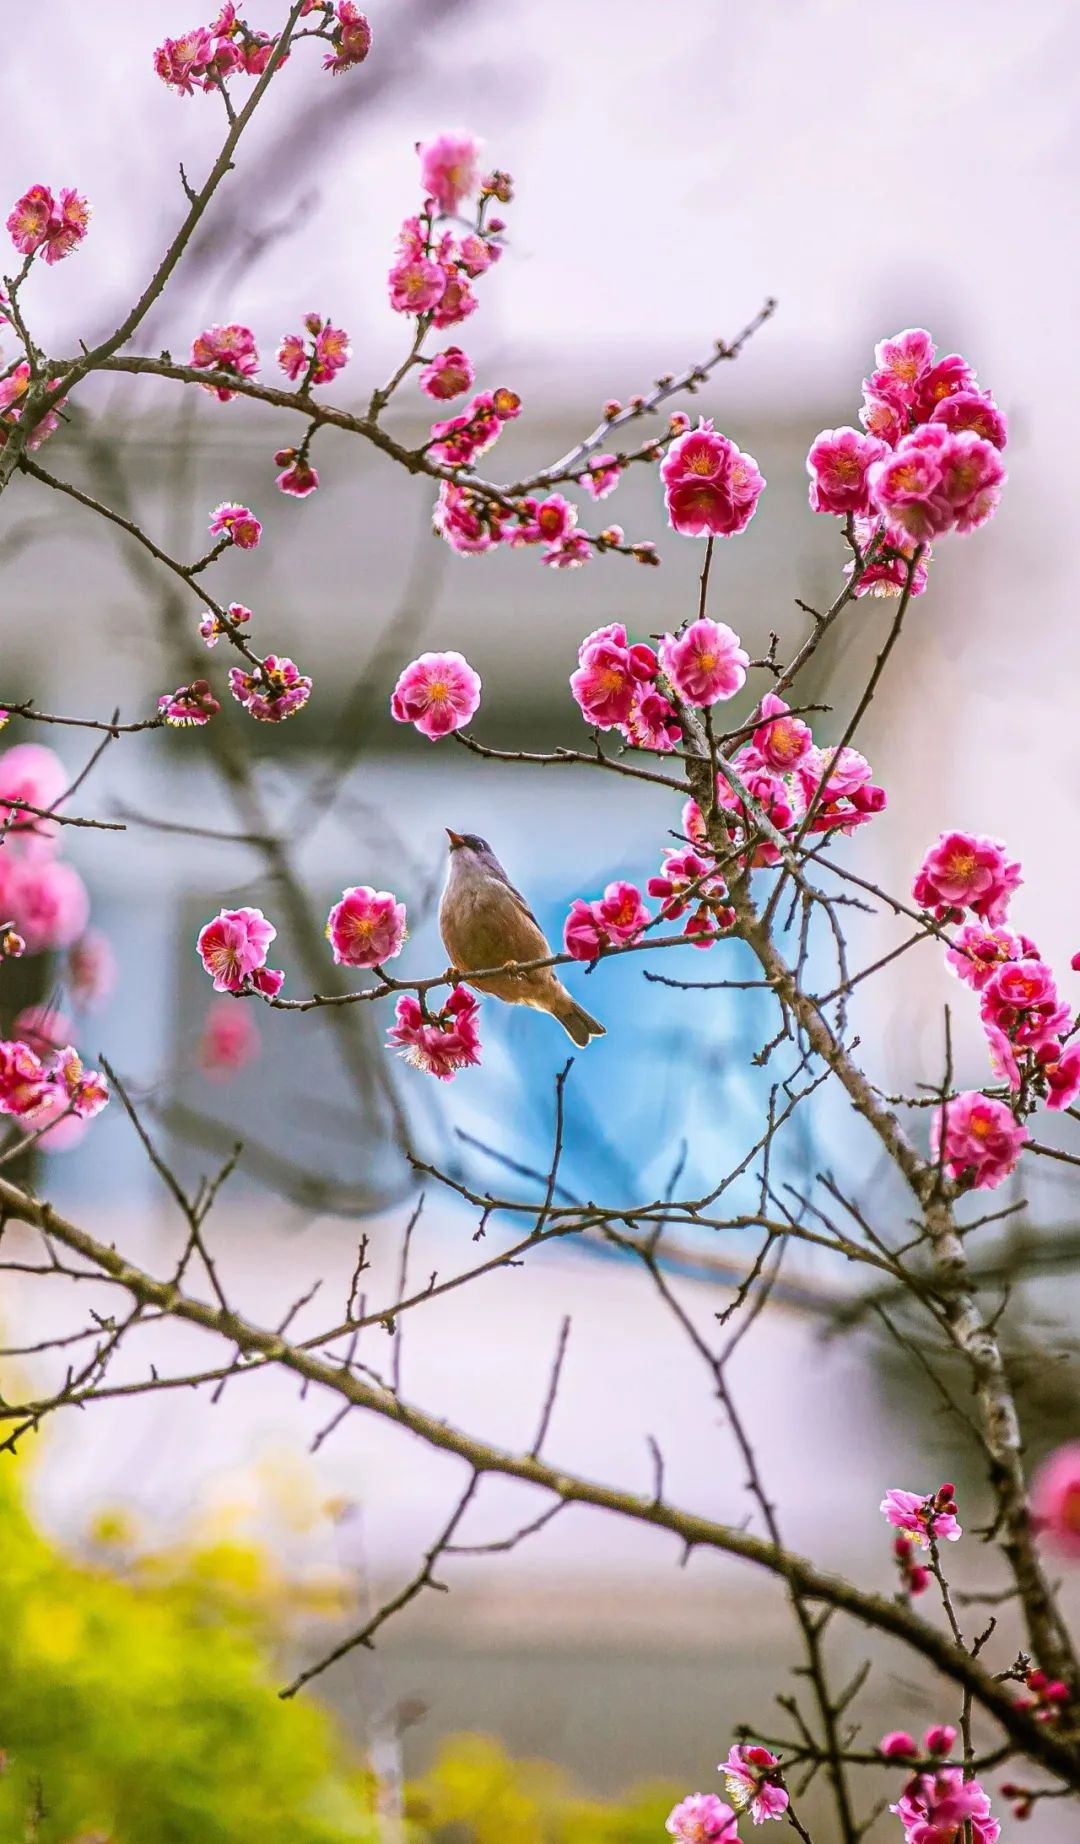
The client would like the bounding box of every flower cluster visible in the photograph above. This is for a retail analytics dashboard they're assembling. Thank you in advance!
[932,1092,1028,1191]
[153,2,326,94]
[325,886,407,968]
[7,184,90,264]
[390,651,481,739]
[199,998,261,1079]
[0,361,66,453]
[0,1035,109,1147]
[0,744,92,954]
[879,1724,957,1761]
[228,655,312,722]
[660,420,764,539]
[387,132,502,325]
[273,445,319,497]
[808,329,1007,598]
[648,849,734,947]
[682,727,885,878]
[428,386,521,467]
[197,906,283,995]
[190,323,260,401]
[199,601,251,648]
[320,2,372,74]
[386,984,481,1080]
[1013,1665,1071,1725]
[881,1485,962,1547]
[277,314,352,387]
[209,502,262,549]
[158,677,221,727]
[563,881,650,961]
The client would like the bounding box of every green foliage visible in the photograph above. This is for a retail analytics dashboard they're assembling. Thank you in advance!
[0,1456,381,1844]
[407,1734,679,1844]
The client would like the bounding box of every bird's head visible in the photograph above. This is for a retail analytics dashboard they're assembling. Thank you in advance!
[446,829,507,880]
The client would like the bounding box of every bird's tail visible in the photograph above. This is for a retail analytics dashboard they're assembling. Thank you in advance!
[552,990,606,1047]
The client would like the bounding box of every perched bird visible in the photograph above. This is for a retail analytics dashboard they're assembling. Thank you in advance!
[439,830,606,1047]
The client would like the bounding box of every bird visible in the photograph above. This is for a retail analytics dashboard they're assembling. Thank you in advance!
[439,830,606,1047]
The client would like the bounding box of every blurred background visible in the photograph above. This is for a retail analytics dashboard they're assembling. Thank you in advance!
[3,1,1080,1837]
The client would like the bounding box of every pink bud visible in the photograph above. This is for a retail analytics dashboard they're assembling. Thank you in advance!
[879,1732,917,1758]
[923,1725,956,1756]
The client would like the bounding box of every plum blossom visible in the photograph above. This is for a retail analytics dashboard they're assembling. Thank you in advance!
[806,426,888,516]
[868,427,1005,542]
[419,131,481,214]
[277,314,351,384]
[880,1485,962,1546]
[7,184,90,263]
[273,447,319,496]
[209,502,262,548]
[913,832,1021,925]
[721,1745,788,1824]
[199,999,261,1079]
[200,602,251,647]
[563,882,650,960]
[433,481,502,554]
[2,858,90,952]
[582,454,621,500]
[542,532,592,569]
[945,923,1036,992]
[386,984,481,1080]
[66,930,116,1010]
[891,1768,999,1844]
[979,958,1069,1048]
[879,1733,917,1759]
[660,419,765,538]
[751,694,813,771]
[1031,1444,1080,1558]
[660,619,748,707]
[325,886,407,968]
[228,656,312,722]
[570,624,658,730]
[665,1793,739,1841]
[159,678,221,727]
[648,848,733,946]
[197,906,281,994]
[418,346,475,401]
[931,1092,1027,1190]
[391,650,481,739]
[323,3,371,73]
[0,742,69,853]
[190,323,259,401]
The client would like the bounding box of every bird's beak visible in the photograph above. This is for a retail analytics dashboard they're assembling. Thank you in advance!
[446,828,466,850]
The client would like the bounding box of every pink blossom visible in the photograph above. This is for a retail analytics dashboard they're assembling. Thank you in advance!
[0,1039,62,1119]
[806,425,888,516]
[563,882,650,961]
[197,906,279,994]
[457,233,495,277]
[323,3,372,73]
[661,419,765,538]
[542,532,592,569]
[873,327,935,392]
[980,958,1068,1048]
[200,602,251,648]
[6,184,52,256]
[570,624,658,729]
[794,744,886,835]
[880,1486,962,1546]
[945,923,1036,992]
[930,391,1007,450]
[7,184,89,261]
[983,1022,1020,1091]
[751,694,813,771]
[0,742,69,854]
[1038,1039,1080,1111]
[648,849,733,944]
[430,269,477,329]
[623,685,681,752]
[388,253,447,315]
[520,494,577,545]
[66,929,115,1010]
[869,426,1005,541]
[4,858,89,952]
[14,1005,73,1057]
[326,885,407,968]
[158,678,221,727]
[277,315,351,385]
[1031,1443,1080,1558]
[199,999,261,1080]
[228,656,311,722]
[190,323,259,401]
[665,1793,739,1842]
[42,188,90,264]
[56,1045,109,1120]
[582,454,621,500]
[428,391,504,466]
[931,1092,1027,1190]
[848,517,932,598]
[391,650,481,739]
[892,1768,999,1844]
[720,1745,788,1824]
[912,832,1021,925]
[209,501,262,548]
[660,619,748,706]
[386,984,481,1080]
[433,481,501,554]
[923,1726,957,1758]
[154,27,215,94]
[419,130,481,214]
[912,353,978,422]
[419,346,475,401]
[879,1732,917,1759]
[273,448,320,496]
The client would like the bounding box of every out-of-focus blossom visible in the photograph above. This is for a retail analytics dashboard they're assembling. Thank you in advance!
[2,857,89,951]
[388,254,447,315]
[386,984,481,1080]
[891,1768,1000,1844]
[665,1793,738,1841]
[931,1092,1027,1190]
[228,656,312,722]
[721,1745,788,1824]
[325,886,407,968]
[14,1005,73,1056]
[879,1732,918,1759]
[419,130,481,214]
[582,454,621,500]
[0,742,69,854]
[66,929,116,1010]
[433,481,503,554]
[391,650,481,739]
[199,998,261,1079]
[1031,1444,1080,1558]
[660,618,748,706]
